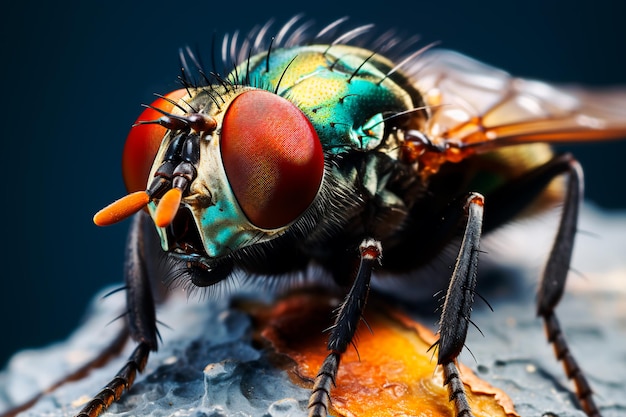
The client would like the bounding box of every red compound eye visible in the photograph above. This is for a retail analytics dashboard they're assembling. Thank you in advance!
[122,89,188,193]
[220,90,324,229]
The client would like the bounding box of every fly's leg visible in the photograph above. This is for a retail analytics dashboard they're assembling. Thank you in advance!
[467,153,599,416]
[76,211,163,417]
[308,238,382,417]
[486,153,600,416]
[75,343,151,417]
[433,193,484,417]
[535,157,601,417]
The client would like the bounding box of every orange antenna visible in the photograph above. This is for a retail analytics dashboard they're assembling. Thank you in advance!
[154,188,182,227]
[93,191,151,226]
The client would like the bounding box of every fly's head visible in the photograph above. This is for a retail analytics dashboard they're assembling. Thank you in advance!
[94,85,325,274]
[94,43,437,282]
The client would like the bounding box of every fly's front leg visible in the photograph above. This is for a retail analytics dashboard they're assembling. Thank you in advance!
[535,157,601,417]
[76,211,163,417]
[433,193,484,417]
[308,238,382,417]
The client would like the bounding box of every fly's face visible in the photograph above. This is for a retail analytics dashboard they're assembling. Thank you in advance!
[98,85,325,262]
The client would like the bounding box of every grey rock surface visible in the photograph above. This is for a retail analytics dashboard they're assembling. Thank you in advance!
[0,203,624,417]
[0,287,312,417]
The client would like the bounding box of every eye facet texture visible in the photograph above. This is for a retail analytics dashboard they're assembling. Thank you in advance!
[221,90,324,229]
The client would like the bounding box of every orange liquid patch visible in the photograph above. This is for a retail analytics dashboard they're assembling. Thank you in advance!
[247,291,517,417]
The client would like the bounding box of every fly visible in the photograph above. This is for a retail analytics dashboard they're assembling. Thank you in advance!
[6,16,626,417]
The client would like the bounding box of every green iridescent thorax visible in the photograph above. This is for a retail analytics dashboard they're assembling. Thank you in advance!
[233,45,425,153]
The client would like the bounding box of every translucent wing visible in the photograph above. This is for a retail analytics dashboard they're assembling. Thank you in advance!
[408,50,626,150]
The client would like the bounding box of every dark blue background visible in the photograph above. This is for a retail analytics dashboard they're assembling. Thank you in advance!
[1,1,625,368]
